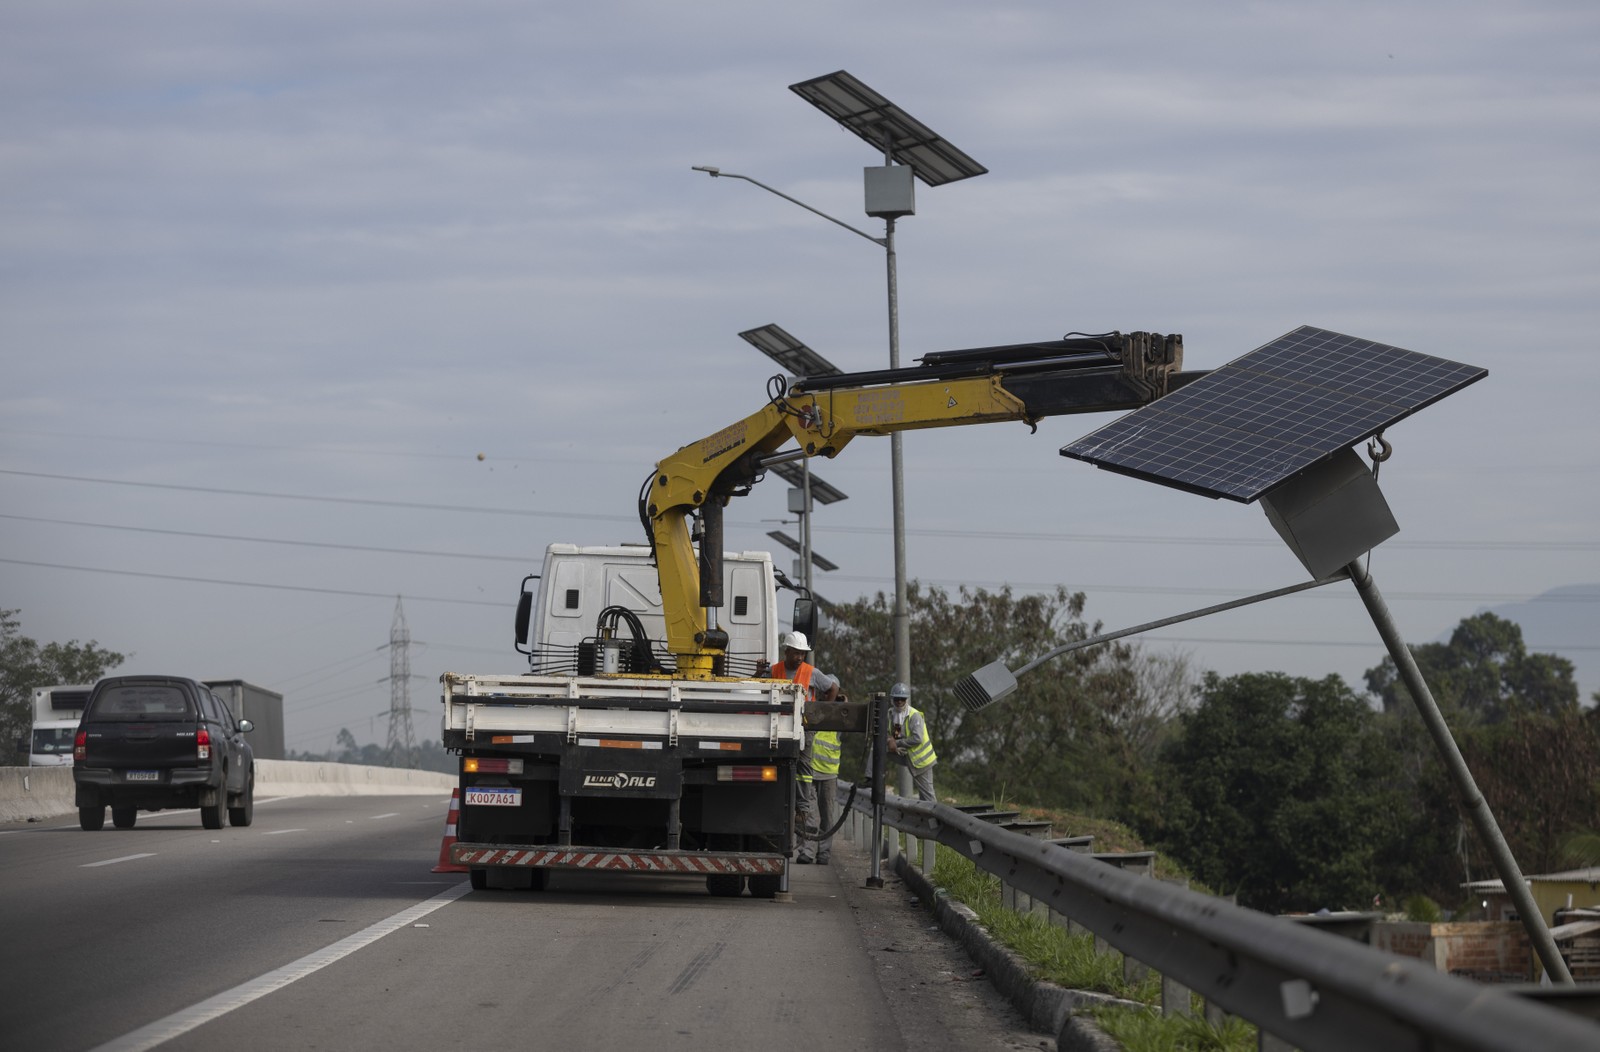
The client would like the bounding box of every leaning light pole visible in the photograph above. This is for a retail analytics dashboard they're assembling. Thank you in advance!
[1053,324,1573,985]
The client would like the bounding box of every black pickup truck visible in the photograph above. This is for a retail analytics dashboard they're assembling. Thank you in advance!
[73,675,256,831]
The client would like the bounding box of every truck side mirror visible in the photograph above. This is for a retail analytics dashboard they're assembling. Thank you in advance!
[514,573,539,655]
[792,597,818,643]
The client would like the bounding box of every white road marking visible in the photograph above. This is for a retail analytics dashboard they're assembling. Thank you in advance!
[82,853,157,868]
[89,882,473,1052]
[263,828,306,835]
[370,812,399,820]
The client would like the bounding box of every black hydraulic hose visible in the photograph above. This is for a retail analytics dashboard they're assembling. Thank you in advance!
[816,782,858,841]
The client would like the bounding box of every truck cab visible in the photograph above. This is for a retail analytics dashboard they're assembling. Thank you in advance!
[25,684,92,767]
[515,543,781,677]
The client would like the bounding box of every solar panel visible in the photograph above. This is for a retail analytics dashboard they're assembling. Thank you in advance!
[789,71,988,187]
[1060,326,1486,502]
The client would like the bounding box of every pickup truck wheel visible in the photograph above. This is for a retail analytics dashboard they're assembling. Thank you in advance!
[228,773,254,827]
[201,789,227,830]
[706,874,745,897]
[748,874,781,899]
[112,807,137,829]
[469,868,488,891]
[79,806,105,831]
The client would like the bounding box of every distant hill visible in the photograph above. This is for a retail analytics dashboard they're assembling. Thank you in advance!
[1473,583,1600,705]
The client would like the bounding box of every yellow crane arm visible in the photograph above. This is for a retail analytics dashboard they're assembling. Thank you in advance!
[644,331,1190,677]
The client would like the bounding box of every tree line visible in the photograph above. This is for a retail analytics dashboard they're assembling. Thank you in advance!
[815,585,1599,916]
[8,596,1596,916]
[0,607,448,773]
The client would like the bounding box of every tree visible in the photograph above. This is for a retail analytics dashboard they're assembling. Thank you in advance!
[1146,672,1396,914]
[1458,707,1600,875]
[817,581,1192,817]
[1364,612,1578,725]
[1,609,126,758]
[1362,613,1591,901]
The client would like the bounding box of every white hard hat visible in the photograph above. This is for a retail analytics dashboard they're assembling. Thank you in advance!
[890,682,910,700]
[780,631,812,652]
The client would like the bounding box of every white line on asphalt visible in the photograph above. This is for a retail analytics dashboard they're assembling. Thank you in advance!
[88,881,473,1052]
[81,853,157,868]
[370,812,399,819]
[263,828,306,835]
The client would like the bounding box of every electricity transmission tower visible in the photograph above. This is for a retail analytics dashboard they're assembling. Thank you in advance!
[384,596,418,766]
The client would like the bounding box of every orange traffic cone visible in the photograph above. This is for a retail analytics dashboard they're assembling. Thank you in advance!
[432,787,467,873]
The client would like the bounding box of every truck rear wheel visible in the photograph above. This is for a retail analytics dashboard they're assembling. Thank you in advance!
[201,788,227,830]
[79,806,105,831]
[706,874,745,897]
[228,772,254,827]
[112,807,137,829]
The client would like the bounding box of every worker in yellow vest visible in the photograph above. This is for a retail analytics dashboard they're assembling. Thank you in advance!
[888,682,937,802]
[772,631,839,864]
[807,724,843,865]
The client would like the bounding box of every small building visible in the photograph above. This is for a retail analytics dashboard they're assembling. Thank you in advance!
[1465,867,1600,927]
[1461,867,1600,981]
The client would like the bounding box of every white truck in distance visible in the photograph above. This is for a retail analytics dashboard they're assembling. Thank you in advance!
[24,684,93,767]
[440,543,809,897]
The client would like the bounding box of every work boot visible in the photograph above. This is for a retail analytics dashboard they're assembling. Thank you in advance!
[796,854,815,865]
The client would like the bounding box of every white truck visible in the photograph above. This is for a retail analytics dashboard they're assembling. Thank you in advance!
[440,331,1187,897]
[440,544,813,897]
[24,684,93,766]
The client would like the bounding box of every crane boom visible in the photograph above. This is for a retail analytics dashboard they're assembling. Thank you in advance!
[643,330,1191,677]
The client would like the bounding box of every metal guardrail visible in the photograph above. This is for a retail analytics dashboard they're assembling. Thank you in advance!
[838,783,1600,1052]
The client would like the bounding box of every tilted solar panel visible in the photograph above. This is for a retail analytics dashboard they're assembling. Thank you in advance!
[1060,326,1486,502]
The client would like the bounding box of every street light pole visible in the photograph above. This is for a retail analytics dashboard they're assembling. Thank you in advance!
[696,165,908,685]
[884,216,911,691]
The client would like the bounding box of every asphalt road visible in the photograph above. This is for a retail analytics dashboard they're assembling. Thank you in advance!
[0,794,1044,1052]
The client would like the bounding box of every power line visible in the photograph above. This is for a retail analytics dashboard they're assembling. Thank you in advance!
[0,556,503,607]
[0,513,528,563]
[3,554,1593,613]
[0,426,616,466]
[5,467,1597,552]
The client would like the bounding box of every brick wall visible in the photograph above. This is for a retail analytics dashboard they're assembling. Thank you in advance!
[1373,921,1532,982]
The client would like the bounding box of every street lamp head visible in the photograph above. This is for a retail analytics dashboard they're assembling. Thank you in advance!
[691,165,721,176]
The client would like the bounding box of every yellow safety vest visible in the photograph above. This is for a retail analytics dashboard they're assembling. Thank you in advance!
[895,704,938,770]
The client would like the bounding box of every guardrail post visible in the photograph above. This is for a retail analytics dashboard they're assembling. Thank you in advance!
[1159,876,1193,1017]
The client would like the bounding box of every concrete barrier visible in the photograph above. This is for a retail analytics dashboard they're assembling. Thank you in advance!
[0,767,75,823]
[0,761,455,822]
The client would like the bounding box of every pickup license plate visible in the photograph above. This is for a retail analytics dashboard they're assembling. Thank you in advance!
[125,770,159,782]
[465,787,521,807]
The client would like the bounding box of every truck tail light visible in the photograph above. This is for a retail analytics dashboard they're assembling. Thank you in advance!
[716,765,777,783]
[74,728,87,762]
[463,757,524,774]
[196,726,211,760]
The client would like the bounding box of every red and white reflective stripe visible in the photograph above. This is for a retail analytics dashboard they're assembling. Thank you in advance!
[452,846,784,874]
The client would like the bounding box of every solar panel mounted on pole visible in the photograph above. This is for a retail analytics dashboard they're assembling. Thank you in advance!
[1061,326,1570,983]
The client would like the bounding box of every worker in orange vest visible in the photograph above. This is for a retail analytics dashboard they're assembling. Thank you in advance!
[772,630,839,864]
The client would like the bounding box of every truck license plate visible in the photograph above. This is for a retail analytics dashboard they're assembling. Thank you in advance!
[125,770,159,782]
[465,787,521,807]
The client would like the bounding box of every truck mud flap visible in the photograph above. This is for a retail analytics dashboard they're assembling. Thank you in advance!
[452,844,785,875]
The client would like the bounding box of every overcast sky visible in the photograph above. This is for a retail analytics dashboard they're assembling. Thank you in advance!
[4,1,1597,753]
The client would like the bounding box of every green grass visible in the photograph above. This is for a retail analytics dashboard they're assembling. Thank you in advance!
[925,844,1255,1051]
[1088,1004,1256,1052]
